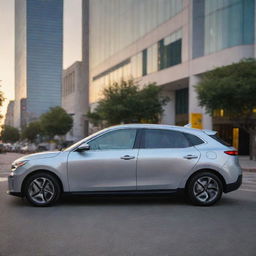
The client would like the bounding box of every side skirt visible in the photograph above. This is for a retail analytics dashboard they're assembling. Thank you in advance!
[63,189,185,197]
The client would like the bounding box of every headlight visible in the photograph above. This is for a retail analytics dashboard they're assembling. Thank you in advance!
[11,160,29,171]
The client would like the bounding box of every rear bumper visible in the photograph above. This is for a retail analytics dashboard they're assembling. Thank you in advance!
[224,174,242,193]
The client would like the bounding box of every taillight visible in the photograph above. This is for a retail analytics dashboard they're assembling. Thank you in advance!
[224,150,238,155]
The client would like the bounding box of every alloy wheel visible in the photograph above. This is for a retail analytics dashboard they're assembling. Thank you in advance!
[193,176,219,203]
[28,177,55,204]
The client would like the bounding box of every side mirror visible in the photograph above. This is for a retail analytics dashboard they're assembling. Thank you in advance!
[76,143,90,152]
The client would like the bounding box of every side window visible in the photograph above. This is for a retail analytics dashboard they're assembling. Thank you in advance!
[143,129,190,149]
[88,129,137,150]
[209,134,231,146]
[183,133,205,146]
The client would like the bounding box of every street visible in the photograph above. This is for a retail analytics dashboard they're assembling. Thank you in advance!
[0,153,256,256]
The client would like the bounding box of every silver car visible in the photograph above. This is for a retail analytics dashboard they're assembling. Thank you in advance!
[7,124,242,206]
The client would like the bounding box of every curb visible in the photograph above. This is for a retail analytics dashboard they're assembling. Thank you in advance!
[242,168,256,173]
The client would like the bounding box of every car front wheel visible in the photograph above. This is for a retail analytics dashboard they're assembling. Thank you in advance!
[187,172,223,206]
[24,172,61,206]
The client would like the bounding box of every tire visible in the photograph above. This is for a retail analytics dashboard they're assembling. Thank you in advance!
[187,172,223,206]
[24,172,61,207]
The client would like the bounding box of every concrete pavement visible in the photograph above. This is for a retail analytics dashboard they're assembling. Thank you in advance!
[238,156,256,172]
[0,152,256,255]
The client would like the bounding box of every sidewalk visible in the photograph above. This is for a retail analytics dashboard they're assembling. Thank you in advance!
[239,156,256,172]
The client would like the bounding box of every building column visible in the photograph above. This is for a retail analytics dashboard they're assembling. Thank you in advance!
[13,100,20,128]
[82,0,90,136]
[254,0,256,57]
[161,90,175,125]
[189,75,212,130]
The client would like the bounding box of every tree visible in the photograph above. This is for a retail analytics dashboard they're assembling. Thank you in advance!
[21,121,42,142]
[0,88,5,121]
[196,58,256,159]
[40,106,73,139]
[87,79,169,126]
[0,125,20,143]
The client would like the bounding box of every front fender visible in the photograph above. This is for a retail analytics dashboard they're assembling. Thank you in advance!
[16,152,69,192]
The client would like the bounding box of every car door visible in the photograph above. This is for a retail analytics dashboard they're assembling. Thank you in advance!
[67,128,138,192]
[137,129,200,190]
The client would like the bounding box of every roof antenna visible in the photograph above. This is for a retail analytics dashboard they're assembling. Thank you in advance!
[184,123,192,128]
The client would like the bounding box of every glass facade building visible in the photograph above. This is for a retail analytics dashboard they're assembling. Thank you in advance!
[85,0,256,153]
[193,0,255,58]
[89,0,183,102]
[88,0,256,111]
[90,0,183,69]
[90,27,183,102]
[14,0,63,127]
[87,0,256,105]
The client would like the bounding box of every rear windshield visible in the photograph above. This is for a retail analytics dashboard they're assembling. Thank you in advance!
[209,134,231,147]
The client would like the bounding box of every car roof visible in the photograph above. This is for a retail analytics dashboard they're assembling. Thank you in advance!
[107,123,208,135]
[66,124,218,152]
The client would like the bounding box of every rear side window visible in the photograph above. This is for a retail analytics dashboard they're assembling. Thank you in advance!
[209,134,230,146]
[142,129,190,149]
[183,133,205,146]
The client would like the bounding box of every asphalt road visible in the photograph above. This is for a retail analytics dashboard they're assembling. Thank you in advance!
[0,153,256,256]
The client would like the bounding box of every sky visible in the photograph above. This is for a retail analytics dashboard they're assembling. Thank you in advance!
[0,0,82,122]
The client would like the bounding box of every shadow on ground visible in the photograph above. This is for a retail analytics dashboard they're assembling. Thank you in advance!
[7,192,246,208]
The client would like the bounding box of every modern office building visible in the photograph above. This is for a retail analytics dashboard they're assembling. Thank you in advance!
[83,0,255,154]
[14,0,63,128]
[4,101,14,127]
[62,61,89,142]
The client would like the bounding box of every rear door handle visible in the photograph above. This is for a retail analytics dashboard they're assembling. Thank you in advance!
[184,154,198,159]
[120,155,135,160]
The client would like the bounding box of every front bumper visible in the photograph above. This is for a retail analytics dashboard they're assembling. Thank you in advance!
[7,190,22,197]
[224,174,242,193]
[7,174,22,197]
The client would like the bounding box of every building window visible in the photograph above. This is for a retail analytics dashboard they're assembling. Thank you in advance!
[175,88,188,115]
[90,0,184,69]
[158,29,182,70]
[142,49,147,76]
[203,0,255,56]
[63,71,75,97]
[90,29,183,103]
[131,52,142,78]
[175,88,188,126]
[147,43,158,74]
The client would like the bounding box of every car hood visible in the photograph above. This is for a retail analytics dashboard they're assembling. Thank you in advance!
[16,151,61,161]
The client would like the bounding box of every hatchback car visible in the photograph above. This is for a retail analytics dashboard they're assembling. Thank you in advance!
[7,124,242,206]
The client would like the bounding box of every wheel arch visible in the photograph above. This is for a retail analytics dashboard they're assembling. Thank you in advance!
[21,169,64,196]
[185,169,227,193]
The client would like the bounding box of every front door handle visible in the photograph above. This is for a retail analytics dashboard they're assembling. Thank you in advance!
[120,155,135,160]
[184,154,198,159]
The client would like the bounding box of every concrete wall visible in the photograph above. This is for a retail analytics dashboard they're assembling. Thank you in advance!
[62,61,88,141]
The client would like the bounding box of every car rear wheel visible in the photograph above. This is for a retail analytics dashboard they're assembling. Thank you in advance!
[24,173,61,206]
[187,172,223,206]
